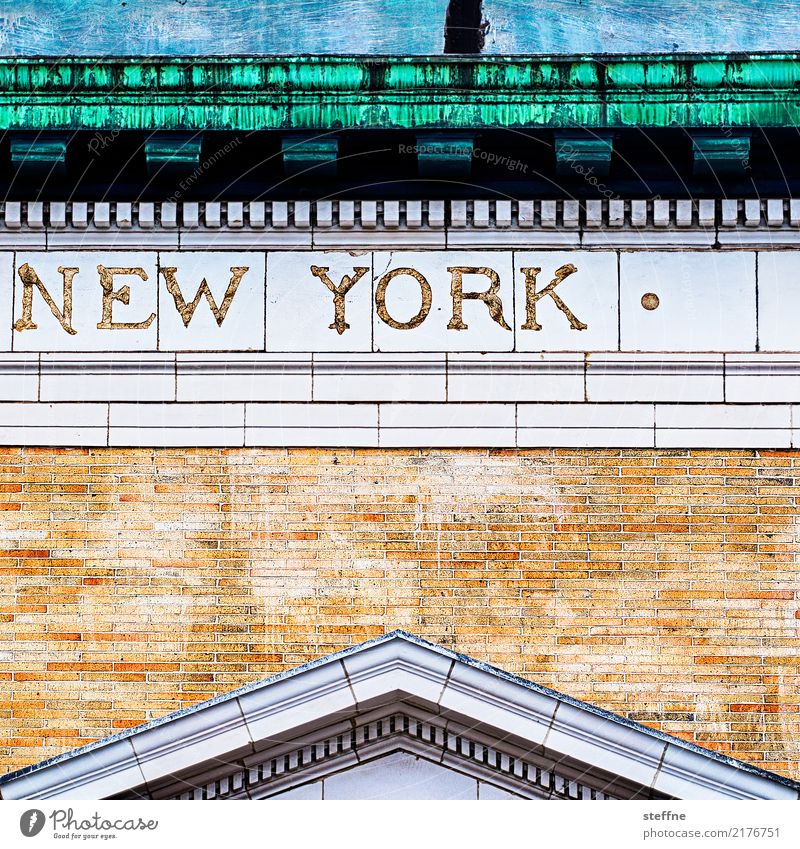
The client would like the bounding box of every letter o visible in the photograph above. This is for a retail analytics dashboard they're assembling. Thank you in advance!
[375,267,432,330]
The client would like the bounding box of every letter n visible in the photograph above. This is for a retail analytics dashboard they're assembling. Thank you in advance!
[14,263,78,335]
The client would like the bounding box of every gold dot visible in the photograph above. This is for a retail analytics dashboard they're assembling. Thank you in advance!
[641,292,660,310]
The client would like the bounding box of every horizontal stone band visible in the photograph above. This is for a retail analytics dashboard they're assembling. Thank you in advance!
[1,198,798,230]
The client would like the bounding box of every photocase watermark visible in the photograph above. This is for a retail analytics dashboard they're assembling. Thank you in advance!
[398,142,528,173]
[18,807,159,839]
[166,137,243,202]
[87,129,121,157]
[473,146,528,174]
[557,144,620,200]
[684,76,751,169]
[20,809,46,837]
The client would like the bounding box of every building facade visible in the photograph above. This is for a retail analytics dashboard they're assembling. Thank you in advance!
[1,3,800,798]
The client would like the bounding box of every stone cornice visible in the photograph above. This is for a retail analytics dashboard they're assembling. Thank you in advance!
[1,55,799,131]
[3,199,800,250]
[165,708,625,800]
[1,632,797,801]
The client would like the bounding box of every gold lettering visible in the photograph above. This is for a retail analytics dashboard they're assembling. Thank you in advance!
[447,266,511,331]
[160,266,248,328]
[96,266,155,330]
[375,267,432,330]
[310,265,369,335]
[14,263,78,335]
[521,264,586,331]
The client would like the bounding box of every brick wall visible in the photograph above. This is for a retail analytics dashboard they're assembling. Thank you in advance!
[1,447,798,779]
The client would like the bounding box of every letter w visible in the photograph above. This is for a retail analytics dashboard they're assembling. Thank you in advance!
[160,266,249,327]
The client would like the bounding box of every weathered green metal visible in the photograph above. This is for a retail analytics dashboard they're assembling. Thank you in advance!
[143,133,203,173]
[0,55,799,131]
[281,135,339,177]
[692,133,751,176]
[9,134,68,170]
[555,133,614,177]
[416,133,475,178]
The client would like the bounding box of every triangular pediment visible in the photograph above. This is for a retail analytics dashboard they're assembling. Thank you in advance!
[1,632,798,801]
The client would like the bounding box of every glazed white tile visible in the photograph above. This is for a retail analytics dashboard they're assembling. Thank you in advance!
[313,353,446,402]
[379,402,516,447]
[447,230,580,248]
[655,404,791,448]
[177,353,312,401]
[180,230,312,249]
[757,251,800,351]
[323,752,477,800]
[478,783,522,800]
[0,353,39,401]
[586,353,724,402]
[582,231,714,248]
[12,251,159,352]
[514,251,618,351]
[517,403,655,447]
[238,661,355,745]
[544,702,665,791]
[109,403,245,446]
[342,638,454,706]
[314,229,446,249]
[0,253,15,351]
[0,402,107,445]
[266,251,373,352]
[266,782,323,800]
[717,231,800,248]
[245,402,378,447]
[41,353,175,401]
[447,353,584,401]
[372,250,514,352]
[0,232,46,249]
[620,252,756,351]
[654,743,799,800]
[0,738,145,801]
[47,229,180,249]
[131,700,252,786]
[725,354,800,402]
[439,663,557,746]
[158,252,265,351]
[787,406,800,448]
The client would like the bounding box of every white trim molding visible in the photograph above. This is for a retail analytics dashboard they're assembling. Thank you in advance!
[3,199,800,249]
[0,353,799,448]
[0,209,797,447]
[1,632,797,801]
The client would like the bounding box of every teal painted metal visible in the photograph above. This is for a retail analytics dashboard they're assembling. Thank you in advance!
[416,133,475,179]
[9,134,68,171]
[0,1,451,57]
[555,134,614,177]
[483,1,800,55]
[692,133,751,176]
[144,133,203,173]
[282,136,339,177]
[3,1,799,57]
[0,55,799,131]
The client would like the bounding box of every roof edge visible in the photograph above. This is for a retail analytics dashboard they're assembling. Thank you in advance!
[2,629,799,797]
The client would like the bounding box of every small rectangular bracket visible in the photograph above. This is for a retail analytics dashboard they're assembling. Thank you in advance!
[555,133,614,178]
[692,133,751,176]
[416,133,474,178]
[282,135,339,178]
[10,133,68,174]
[144,132,203,175]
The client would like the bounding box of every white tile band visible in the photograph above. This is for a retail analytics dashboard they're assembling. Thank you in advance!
[0,398,794,448]
[1,247,796,354]
[1,199,800,249]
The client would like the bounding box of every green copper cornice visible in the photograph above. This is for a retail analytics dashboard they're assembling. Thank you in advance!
[0,54,799,131]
